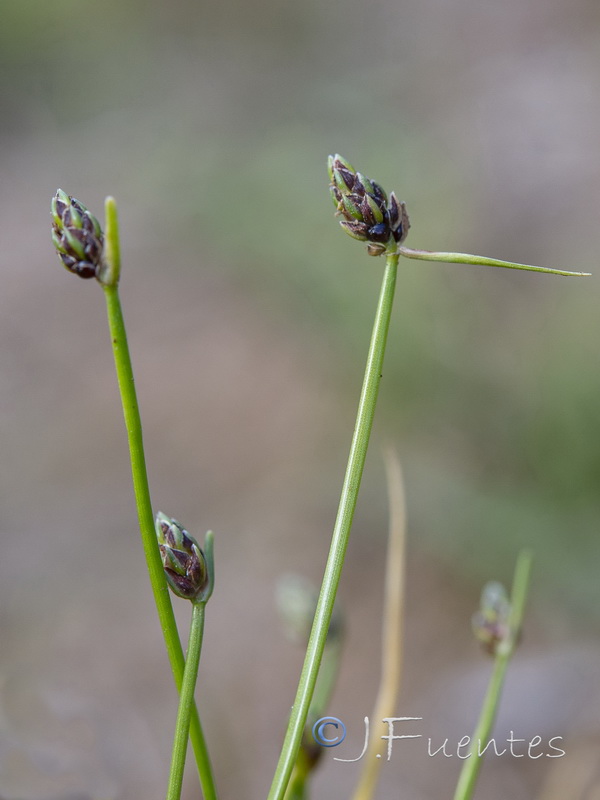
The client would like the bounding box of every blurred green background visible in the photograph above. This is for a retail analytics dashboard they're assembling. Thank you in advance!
[1,0,599,798]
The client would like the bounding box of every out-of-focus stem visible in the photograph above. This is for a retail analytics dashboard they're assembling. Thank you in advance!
[352,448,406,800]
[453,549,533,800]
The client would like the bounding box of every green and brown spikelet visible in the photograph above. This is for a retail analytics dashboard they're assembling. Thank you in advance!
[328,154,410,256]
[155,512,209,601]
[51,189,104,279]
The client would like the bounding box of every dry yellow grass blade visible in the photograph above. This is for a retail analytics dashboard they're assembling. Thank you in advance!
[352,446,406,800]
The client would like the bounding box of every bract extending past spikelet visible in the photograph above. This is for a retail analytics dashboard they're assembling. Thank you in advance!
[328,154,410,256]
[155,512,209,601]
[51,189,104,279]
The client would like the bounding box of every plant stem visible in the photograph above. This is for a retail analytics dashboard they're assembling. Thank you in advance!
[267,252,399,800]
[453,549,533,800]
[167,601,206,800]
[283,635,344,800]
[102,199,217,800]
[397,246,591,277]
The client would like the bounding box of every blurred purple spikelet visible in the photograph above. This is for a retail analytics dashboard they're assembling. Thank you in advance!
[328,154,410,256]
[51,189,104,279]
[155,512,209,600]
[472,581,511,656]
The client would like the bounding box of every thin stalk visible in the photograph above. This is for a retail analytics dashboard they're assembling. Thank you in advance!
[167,602,206,800]
[398,246,591,277]
[283,635,344,800]
[267,252,399,800]
[102,198,217,800]
[453,549,533,800]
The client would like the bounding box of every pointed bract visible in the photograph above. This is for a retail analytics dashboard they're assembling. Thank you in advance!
[330,184,342,209]
[362,194,384,226]
[390,194,410,244]
[355,172,374,196]
[341,193,364,221]
[333,153,355,172]
[340,220,370,241]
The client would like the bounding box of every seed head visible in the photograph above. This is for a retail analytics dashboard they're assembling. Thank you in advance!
[155,512,209,601]
[51,189,104,279]
[472,581,511,656]
[328,155,410,255]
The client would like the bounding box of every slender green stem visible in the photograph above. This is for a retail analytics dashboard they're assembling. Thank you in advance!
[307,637,344,722]
[267,253,399,800]
[167,602,206,800]
[283,635,344,800]
[102,199,217,800]
[398,246,591,277]
[453,549,533,800]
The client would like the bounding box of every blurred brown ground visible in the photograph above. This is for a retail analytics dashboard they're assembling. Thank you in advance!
[1,0,600,797]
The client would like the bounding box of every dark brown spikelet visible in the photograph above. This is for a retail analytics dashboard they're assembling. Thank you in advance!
[327,154,410,255]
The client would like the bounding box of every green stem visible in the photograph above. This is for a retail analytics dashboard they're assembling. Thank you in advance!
[283,636,344,800]
[102,199,217,800]
[453,549,533,800]
[167,602,206,800]
[267,253,399,800]
[398,246,591,277]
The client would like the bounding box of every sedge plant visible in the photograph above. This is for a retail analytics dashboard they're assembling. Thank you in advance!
[265,156,589,800]
[50,154,588,800]
[51,191,218,799]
